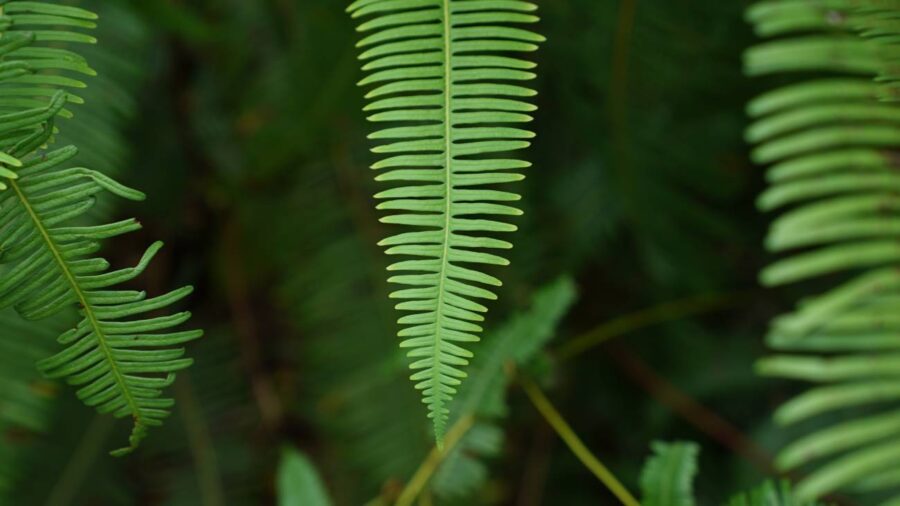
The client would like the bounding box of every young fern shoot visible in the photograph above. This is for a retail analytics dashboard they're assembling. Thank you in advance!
[346,0,544,442]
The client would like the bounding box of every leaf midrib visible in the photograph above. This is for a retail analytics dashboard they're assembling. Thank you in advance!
[431,0,454,435]
[10,178,142,427]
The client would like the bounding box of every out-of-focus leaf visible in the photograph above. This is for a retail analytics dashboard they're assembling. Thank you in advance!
[433,277,578,500]
[640,441,699,506]
[278,447,333,506]
[727,481,824,506]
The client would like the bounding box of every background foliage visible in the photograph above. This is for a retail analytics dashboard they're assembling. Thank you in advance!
[1,0,857,504]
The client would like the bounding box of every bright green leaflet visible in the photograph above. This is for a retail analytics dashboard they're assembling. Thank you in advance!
[346,0,544,441]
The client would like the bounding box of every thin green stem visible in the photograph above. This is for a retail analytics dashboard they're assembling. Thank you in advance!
[44,415,114,506]
[518,373,640,506]
[555,291,747,361]
[175,376,225,506]
[394,415,475,506]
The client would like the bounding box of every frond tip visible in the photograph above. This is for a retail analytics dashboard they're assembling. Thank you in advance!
[0,1,201,455]
[0,137,202,456]
[347,0,544,441]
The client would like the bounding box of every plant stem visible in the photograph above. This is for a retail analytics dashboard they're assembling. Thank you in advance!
[45,415,114,506]
[175,375,225,506]
[608,345,775,474]
[518,373,640,506]
[555,291,746,361]
[394,415,475,506]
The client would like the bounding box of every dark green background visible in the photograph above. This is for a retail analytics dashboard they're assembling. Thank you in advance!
[5,1,808,504]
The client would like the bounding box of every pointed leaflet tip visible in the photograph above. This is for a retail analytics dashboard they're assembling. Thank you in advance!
[0,153,22,168]
[110,421,148,457]
[81,168,146,201]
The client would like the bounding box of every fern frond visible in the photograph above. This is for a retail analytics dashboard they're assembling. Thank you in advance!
[0,1,97,113]
[747,0,900,500]
[0,309,61,498]
[0,130,202,455]
[0,1,201,455]
[347,0,545,442]
[639,441,699,506]
[0,0,97,188]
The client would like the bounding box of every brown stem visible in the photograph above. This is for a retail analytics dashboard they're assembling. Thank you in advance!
[221,221,284,431]
[608,345,776,475]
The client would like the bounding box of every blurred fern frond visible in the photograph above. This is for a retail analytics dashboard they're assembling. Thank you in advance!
[0,0,97,186]
[639,441,699,506]
[747,0,900,500]
[246,158,426,497]
[347,0,545,443]
[53,0,155,190]
[0,310,62,499]
[142,328,259,506]
[0,0,201,456]
[727,481,824,506]
[278,447,334,506]
[638,443,819,506]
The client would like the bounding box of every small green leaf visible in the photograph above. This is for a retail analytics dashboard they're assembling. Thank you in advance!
[640,441,699,506]
[277,447,333,506]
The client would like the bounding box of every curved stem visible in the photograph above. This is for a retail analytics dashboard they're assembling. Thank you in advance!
[44,415,114,506]
[175,376,225,506]
[518,373,640,506]
[394,415,475,506]
[555,291,748,361]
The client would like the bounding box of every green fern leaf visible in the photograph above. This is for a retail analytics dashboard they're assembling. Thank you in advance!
[346,0,545,442]
[0,0,98,188]
[640,441,699,506]
[747,0,900,500]
[277,447,334,506]
[0,309,61,497]
[0,1,97,109]
[0,130,202,455]
[0,1,201,456]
